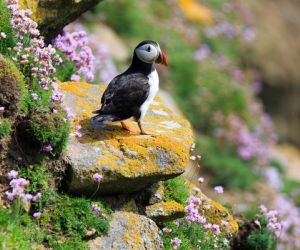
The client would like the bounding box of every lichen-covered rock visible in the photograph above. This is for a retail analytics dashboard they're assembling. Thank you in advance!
[145,200,186,223]
[19,0,103,42]
[59,82,193,195]
[186,181,238,236]
[88,212,163,250]
[148,181,165,205]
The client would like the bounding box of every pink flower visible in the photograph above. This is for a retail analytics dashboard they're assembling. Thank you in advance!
[214,186,224,194]
[204,223,212,231]
[171,237,182,249]
[33,212,41,218]
[212,224,221,235]
[43,144,53,152]
[5,191,15,201]
[32,192,42,202]
[71,74,80,82]
[8,170,18,180]
[197,177,204,183]
[93,173,103,183]
[259,204,268,214]
[0,32,6,39]
[221,220,229,227]
[31,93,38,100]
[92,204,101,214]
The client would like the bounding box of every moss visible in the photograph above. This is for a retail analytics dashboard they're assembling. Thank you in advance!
[0,55,31,117]
[0,0,16,54]
[164,177,190,205]
[0,118,11,138]
[27,107,70,156]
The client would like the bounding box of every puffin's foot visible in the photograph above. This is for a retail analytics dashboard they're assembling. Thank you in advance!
[138,121,155,136]
[121,122,137,133]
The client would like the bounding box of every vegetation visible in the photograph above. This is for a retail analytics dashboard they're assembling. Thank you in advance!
[0,118,11,138]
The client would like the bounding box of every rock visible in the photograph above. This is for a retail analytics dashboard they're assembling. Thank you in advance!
[88,212,163,250]
[59,81,193,195]
[148,182,165,205]
[185,179,238,236]
[145,200,186,223]
[19,0,103,42]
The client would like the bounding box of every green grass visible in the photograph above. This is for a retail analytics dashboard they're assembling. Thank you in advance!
[162,220,228,250]
[0,118,11,138]
[164,177,190,205]
[0,0,16,54]
[1,164,111,249]
[28,108,70,156]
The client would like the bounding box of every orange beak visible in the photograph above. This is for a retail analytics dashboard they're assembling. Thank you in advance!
[156,49,168,66]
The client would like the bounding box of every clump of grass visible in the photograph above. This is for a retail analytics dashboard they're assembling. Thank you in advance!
[232,216,276,250]
[0,0,16,54]
[162,221,228,250]
[197,136,257,190]
[0,118,11,138]
[27,108,70,156]
[164,177,189,205]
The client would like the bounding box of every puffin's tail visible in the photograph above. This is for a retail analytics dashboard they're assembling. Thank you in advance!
[91,113,119,122]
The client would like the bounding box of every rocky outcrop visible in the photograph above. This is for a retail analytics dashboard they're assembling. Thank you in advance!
[59,81,194,195]
[19,0,103,42]
[145,200,186,223]
[88,212,164,250]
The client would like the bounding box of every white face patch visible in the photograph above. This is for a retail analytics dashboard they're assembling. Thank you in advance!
[135,44,158,63]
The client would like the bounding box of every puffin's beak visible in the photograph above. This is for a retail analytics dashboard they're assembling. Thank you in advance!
[156,49,168,66]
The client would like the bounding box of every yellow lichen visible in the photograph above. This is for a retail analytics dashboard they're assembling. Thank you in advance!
[19,1,52,23]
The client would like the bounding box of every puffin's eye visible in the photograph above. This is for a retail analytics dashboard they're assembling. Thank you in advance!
[146,46,151,52]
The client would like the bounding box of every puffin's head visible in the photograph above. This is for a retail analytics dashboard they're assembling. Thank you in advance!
[134,40,168,66]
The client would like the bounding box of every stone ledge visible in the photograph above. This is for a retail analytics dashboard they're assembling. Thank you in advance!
[60,82,194,195]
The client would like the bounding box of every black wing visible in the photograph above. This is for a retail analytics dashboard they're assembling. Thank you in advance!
[94,73,150,120]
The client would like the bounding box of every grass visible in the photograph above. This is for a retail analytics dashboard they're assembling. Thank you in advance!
[164,177,190,205]
[1,164,111,249]
[27,108,70,156]
[0,0,16,54]
[0,118,11,138]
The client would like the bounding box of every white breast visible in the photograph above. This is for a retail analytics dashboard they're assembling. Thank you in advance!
[139,70,159,120]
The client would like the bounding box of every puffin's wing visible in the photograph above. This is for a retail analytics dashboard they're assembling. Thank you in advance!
[95,73,150,117]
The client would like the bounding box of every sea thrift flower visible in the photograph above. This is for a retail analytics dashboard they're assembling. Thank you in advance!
[194,44,210,61]
[0,32,6,39]
[71,74,80,82]
[33,212,41,218]
[93,173,103,183]
[32,192,42,202]
[204,223,212,231]
[8,170,18,179]
[0,106,5,112]
[214,186,224,194]
[212,224,221,235]
[43,144,53,152]
[197,177,204,183]
[31,93,38,100]
[221,220,229,227]
[91,204,101,214]
[190,155,196,161]
[171,237,182,249]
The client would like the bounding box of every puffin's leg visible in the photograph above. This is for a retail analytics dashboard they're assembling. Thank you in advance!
[138,120,155,136]
[121,121,137,133]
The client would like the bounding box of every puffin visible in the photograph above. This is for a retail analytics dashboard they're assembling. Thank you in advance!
[92,40,168,135]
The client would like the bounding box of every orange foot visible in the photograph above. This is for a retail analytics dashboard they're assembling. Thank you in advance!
[121,122,137,133]
[138,122,155,136]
